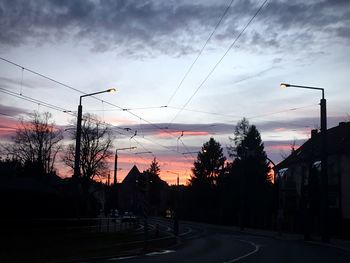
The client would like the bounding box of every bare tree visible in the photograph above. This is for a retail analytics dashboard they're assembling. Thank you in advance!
[280,139,297,159]
[3,111,63,175]
[64,114,113,180]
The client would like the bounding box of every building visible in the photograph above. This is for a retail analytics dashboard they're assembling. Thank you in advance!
[118,165,143,213]
[118,165,169,216]
[275,122,350,236]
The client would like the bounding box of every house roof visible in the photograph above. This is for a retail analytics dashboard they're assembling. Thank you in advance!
[276,122,350,169]
[121,165,142,184]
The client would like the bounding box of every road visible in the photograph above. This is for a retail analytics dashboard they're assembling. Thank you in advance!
[82,218,350,263]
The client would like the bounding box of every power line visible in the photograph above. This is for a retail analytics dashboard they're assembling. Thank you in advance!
[0,88,75,116]
[166,0,235,106]
[248,104,318,120]
[0,57,85,95]
[168,0,268,126]
[83,105,167,112]
[167,105,241,119]
[112,125,194,165]
[0,56,188,143]
[0,56,182,140]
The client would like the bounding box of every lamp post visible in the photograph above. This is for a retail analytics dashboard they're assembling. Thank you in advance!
[166,170,180,235]
[280,83,328,242]
[74,88,116,178]
[114,147,137,185]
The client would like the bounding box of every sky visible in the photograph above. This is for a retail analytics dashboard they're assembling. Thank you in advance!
[0,0,350,185]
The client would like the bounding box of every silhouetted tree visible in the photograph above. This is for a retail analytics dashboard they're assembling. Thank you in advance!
[190,137,226,186]
[146,157,160,177]
[280,139,297,159]
[228,118,272,228]
[187,138,226,222]
[2,111,62,176]
[217,161,240,225]
[64,114,113,180]
[143,157,168,215]
[0,157,23,177]
[228,117,250,158]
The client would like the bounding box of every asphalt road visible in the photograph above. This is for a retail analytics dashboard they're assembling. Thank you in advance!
[82,218,350,263]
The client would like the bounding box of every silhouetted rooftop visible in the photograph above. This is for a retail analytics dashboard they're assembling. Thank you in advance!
[277,122,350,169]
[121,165,142,184]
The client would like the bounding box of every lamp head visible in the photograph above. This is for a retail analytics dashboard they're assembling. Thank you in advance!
[280,83,290,88]
[107,88,117,93]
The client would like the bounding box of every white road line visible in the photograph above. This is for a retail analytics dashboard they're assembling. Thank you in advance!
[146,250,176,256]
[108,255,138,261]
[179,227,192,236]
[223,240,260,263]
[134,224,144,231]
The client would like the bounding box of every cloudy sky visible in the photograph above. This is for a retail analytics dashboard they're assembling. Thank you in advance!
[1,0,349,184]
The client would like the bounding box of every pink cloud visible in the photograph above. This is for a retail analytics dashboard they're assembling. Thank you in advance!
[274,127,286,132]
[0,117,19,140]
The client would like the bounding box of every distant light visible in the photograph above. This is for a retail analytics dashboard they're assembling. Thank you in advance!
[280,83,289,88]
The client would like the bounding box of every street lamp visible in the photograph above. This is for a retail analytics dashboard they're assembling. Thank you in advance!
[74,88,116,178]
[280,83,328,242]
[114,147,136,185]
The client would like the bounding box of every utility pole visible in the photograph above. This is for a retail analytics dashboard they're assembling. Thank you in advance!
[114,147,136,185]
[280,83,328,242]
[74,88,116,178]
[166,170,180,235]
[112,147,136,215]
[320,93,329,242]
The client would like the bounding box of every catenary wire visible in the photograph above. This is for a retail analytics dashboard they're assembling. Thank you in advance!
[166,0,235,106]
[168,0,268,126]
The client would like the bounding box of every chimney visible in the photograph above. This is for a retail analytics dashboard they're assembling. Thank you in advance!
[311,129,318,138]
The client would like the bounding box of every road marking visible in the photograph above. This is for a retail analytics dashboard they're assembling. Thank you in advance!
[146,250,176,256]
[223,240,260,263]
[108,255,138,261]
[134,224,144,231]
[179,227,192,236]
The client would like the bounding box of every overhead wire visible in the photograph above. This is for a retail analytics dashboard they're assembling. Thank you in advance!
[0,56,185,140]
[248,103,318,120]
[0,56,195,164]
[0,88,175,168]
[0,87,75,116]
[168,0,269,126]
[0,57,85,94]
[166,0,235,106]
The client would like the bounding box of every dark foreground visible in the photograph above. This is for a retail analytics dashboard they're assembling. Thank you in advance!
[2,218,350,263]
[83,218,350,263]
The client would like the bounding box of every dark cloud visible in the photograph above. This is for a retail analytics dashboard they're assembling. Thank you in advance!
[0,0,226,57]
[112,115,349,140]
[113,122,235,137]
[0,104,28,117]
[255,0,350,51]
[0,0,348,56]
